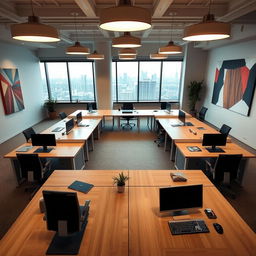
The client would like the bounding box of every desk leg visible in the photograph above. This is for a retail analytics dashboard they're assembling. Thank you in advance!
[73,147,85,169]
[164,133,168,151]
[118,117,121,130]
[138,117,140,132]
[170,141,176,161]
[238,158,247,186]
[84,142,89,161]
[112,116,115,130]
[90,133,94,151]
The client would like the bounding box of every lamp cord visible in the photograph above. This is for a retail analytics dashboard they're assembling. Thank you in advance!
[30,0,35,16]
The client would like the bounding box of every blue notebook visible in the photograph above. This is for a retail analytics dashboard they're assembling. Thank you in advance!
[68,180,94,193]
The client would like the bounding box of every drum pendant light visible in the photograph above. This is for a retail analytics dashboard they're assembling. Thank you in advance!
[87,50,105,60]
[112,32,141,48]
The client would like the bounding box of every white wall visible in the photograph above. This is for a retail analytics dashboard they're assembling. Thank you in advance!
[0,42,44,143]
[203,39,256,149]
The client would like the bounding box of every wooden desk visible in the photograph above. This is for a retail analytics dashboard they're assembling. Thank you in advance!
[159,118,224,161]
[41,118,101,160]
[0,186,128,256]
[129,170,214,187]
[175,142,255,184]
[4,143,85,184]
[43,170,129,187]
[129,186,256,256]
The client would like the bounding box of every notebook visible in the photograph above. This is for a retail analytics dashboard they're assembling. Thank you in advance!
[187,146,202,152]
[68,180,94,193]
[16,146,33,152]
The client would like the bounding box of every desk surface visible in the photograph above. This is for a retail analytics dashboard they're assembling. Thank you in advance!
[176,142,255,158]
[1,170,256,256]
[159,118,222,142]
[4,142,84,158]
[41,118,101,142]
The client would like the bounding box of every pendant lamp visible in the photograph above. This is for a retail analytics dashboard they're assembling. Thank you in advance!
[150,53,168,60]
[112,32,141,48]
[183,0,230,41]
[100,0,151,32]
[119,54,136,60]
[87,50,105,60]
[118,48,137,56]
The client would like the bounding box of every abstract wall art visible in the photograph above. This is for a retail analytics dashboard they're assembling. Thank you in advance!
[0,68,24,115]
[212,58,256,116]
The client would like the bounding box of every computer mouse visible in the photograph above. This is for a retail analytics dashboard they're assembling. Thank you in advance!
[213,223,223,234]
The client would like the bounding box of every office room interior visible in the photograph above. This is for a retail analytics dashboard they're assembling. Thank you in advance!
[0,0,256,254]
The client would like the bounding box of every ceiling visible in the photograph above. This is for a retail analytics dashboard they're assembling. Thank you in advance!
[0,0,256,49]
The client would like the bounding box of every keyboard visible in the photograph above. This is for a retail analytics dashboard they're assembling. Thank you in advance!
[185,122,193,126]
[122,110,133,114]
[168,219,209,235]
[51,127,64,132]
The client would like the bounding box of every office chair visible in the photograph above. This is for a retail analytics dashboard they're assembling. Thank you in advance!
[59,112,67,120]
[16,154,51,196]
[220,124,232,137]
[43,190,89,254]
[121,103,136,129]
[87,103,97,110]
[160,102,167,109]
[22,127,36,142]
[205,154,242,198]
[198,107,208,121]
[154,121,165,147]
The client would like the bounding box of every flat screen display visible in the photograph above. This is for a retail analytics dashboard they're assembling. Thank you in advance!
[166,102,172,112]
[178,110,186,124]
[76,112,82,125]
[66,118,74,134]
[31,134,56,153]
[202,133,227,147]
[159,184,203,212]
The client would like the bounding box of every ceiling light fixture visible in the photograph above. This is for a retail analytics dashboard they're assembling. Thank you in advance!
[11,0,59,42]
[118,48,137,55]
[119,54,136,60]
[112,32,141,48]
[150,53,168,60]
[159,13,182,54]
[99,0,151,32]
[66,13,90,55]
[183,0,231,41]
[87,50,105,60]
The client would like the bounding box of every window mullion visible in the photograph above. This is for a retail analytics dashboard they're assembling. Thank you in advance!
[66,62,72,102]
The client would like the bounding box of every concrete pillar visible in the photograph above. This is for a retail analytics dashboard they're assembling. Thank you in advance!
[94,41,112,109]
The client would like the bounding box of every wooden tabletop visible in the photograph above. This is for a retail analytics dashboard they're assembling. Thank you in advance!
[176,142,255,158]
[41,119,101,142]
[0,186,128,256]
[43,170,129,187]
[4,142,84,158]
[128,170,214,187]
[129,186,256,256]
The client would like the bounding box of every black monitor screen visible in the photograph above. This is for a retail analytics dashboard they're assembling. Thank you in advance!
[202,133,227,152]
[178,110,186,124]
[166,102,172,112]
[76,112,82,125]
[66,118,74,134]
[31,134,56,153]
[159,185,203,212]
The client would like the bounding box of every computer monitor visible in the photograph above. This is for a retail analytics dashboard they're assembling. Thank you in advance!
[178,110,186,124]
[159,184,203,216]
[65,118,74,134]
[202,133,227,152]
[31,134,56,153]
[165,102,172,113]
[76,112,82,125]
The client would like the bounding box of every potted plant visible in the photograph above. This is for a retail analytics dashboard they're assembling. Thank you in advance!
[113,172,129,193]
[44,99,57,119]
[188,80,203,116]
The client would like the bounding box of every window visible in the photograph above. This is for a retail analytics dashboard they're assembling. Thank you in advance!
[40,61,96,102]
[39,62,49,101]
[112,60,182,102]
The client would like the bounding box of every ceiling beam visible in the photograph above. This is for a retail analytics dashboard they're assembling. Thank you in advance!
[0,3,24,23]
[74,0,97,18]
[153,0,174,18]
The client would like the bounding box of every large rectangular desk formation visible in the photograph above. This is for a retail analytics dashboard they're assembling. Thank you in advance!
[1,170,256,256]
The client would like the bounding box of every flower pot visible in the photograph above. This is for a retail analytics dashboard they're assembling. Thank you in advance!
[48,111,57,120]
[117,185,125,193]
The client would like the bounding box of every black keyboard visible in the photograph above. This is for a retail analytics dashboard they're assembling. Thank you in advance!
[168,219,209,235]
[52,127,64,132]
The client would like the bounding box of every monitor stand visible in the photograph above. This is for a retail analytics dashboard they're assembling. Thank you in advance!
[205,146,225,153]
[34,146,53,153]
[46,220,88,255]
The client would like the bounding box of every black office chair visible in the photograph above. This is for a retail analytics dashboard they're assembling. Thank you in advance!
[205,154,242,198]
[160,102,167,109]
[43,190,89,254]
[16,154,51,195]
[219,124,232,137]
[198,107,208,121]
[154,121,165,147]
[121,103,136,129]
[59,112,67,120]
[87,103,97,110]
[22,127,36,142]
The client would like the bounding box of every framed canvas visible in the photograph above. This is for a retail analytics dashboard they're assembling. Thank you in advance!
[0,68,25,115]
[211,58,256,116]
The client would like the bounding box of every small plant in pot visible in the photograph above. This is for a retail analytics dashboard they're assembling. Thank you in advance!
[44,99,57,119]
[188,80,203,116]
[113,172,129,193]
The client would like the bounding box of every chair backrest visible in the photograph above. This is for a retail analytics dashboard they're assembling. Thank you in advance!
[16,154,43,182]
[122,103,134,110]
[59,112,67,120]
[214,154,242,183]
[43,190,81,236]
[160,102,167,109]
[22,127,36,142]
[198,107,208,121]
[87,103,97,110]
[219,124,232,136]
